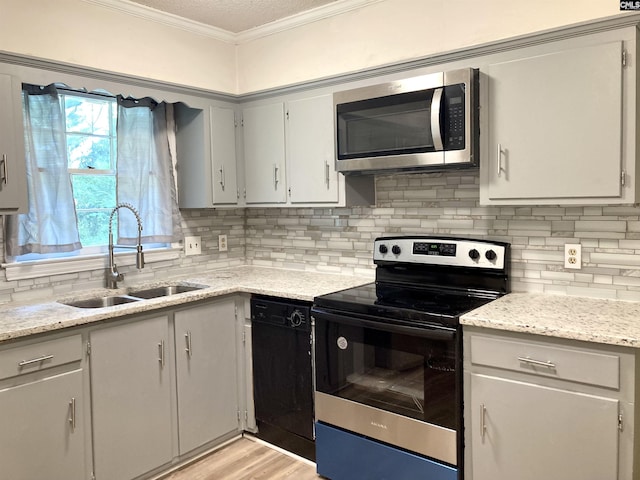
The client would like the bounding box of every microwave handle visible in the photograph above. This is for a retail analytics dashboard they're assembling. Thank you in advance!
[430,87,444,151]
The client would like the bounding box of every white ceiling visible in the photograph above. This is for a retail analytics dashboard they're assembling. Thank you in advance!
[127,0,339,33]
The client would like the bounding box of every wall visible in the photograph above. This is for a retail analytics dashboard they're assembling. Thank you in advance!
[0,0,625,95]
[246,172,640,302]
[0,0,237,93]
[236,0,624,93]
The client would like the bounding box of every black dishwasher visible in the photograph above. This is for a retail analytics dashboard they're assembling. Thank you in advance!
[251,295,315,461]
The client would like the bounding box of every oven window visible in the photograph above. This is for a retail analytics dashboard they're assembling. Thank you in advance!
[316,318,457,430]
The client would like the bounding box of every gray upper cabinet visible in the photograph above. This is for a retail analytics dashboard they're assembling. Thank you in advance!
[174,299,240,455]
[242,102,288,204]
[175,103,239,208]
[90,315,173,480]
[286,94,339,204]
[480,30,636,205]
[241,95,374,207]
[210,106,239,205]
[0,74,27,213]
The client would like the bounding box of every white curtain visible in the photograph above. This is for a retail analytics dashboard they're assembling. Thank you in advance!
[116,97,181,244]
[5,84,81,256]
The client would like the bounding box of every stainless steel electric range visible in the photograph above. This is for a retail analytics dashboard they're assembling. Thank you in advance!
[312,236,510,480]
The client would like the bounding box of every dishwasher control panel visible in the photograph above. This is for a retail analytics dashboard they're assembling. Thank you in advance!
[251,296,311,331]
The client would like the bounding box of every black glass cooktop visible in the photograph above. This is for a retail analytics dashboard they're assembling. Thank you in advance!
[313,282,497,328]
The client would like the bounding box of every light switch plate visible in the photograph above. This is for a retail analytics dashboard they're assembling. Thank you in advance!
[184,236,201,256]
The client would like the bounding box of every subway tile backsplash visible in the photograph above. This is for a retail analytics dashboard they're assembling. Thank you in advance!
[246,171,640,301]
[3,170,640,303]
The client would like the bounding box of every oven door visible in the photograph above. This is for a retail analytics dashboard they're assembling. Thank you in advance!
[313,308,460,465]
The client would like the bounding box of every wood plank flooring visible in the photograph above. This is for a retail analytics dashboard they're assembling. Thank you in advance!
[163,437,320,480]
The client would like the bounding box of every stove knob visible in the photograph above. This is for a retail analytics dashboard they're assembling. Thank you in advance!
[485,249,497,261]
[379,244,388,254]
[469,249,480,260]
[392,245,401,255]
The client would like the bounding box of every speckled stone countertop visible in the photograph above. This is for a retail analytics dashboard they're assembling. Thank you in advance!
[0,266,373,343]
[461,292,640,348]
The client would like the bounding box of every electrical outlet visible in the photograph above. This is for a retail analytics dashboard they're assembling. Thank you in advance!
[184,236,201,256]
[218,234,228,252]
[564,243,581,269]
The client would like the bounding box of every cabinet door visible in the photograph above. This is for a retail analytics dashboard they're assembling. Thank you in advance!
[286,95,339,203]
[0,74,28,213]
[485,41,623,202]
[0,370,85,480]
[211,106,239,204]
[243,103,287,203]
[469,373,619,480]
[90,316,172,480]
[174,300,239,454]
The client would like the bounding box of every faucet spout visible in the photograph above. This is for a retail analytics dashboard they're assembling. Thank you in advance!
[107,203,144,289]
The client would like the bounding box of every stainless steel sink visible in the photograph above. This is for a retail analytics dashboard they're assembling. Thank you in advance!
[62,295,140,309]
[60,284,207,308]
[127,284,204,299]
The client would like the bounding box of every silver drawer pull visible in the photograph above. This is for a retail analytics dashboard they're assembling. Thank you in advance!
[185,331,192,358]
[158,340,165,368]
[18,354,54,367]
[68,397,76,432]
[518,356,556,369]
[480,404,487,441]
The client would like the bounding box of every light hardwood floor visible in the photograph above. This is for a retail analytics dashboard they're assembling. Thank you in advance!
[163,437,320,480]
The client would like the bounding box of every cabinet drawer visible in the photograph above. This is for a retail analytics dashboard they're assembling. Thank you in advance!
[469,335,619,389]
[0,335,83,380]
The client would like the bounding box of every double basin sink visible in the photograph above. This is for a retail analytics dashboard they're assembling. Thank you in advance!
[62,284,206,309]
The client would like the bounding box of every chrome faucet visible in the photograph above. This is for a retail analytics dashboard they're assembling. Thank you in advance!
[107,203,144,289]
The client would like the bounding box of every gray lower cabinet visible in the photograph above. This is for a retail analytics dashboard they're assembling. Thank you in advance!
[90,315,173,480]
[0,370,85,480]
[174,299,239,454]
[464,327,637,480]
[0,334,86,480]
[469,374,619,479]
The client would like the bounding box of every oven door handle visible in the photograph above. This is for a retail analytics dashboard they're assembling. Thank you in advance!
[312,309,456,341]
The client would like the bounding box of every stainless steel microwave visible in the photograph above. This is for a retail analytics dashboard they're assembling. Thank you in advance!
[334,68,478,174]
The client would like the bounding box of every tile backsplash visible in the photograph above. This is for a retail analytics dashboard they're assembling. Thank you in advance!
[246,171,640,301]
[3,170,640,303]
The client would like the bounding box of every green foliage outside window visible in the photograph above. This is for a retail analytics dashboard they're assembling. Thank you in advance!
[62,92,118,247]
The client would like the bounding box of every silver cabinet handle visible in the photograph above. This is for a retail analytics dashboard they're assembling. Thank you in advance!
[158,340,165,368]
[1,154,7,185]
[496,143,502,177]
[185,331,192,357]
[480,403,486,441]
[430,88,444,151]
[273,164,279,190]
[68,397,76,432]
[518,356,556,369]
[18,354,54,367]
[219,165,225,190]
[325,161,330,189]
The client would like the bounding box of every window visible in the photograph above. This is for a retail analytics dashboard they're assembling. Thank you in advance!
[7,84,182,267]
[64,91,118,248]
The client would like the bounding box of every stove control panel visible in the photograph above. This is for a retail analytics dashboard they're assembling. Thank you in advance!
[374,237,507,270]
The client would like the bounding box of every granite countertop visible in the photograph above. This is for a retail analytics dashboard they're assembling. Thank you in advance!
[461,292,640,348]
[0,266,373,343]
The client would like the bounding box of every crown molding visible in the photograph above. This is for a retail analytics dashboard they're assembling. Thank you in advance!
[235,0,385,43]
[81,0,237,43]
[81,0,384,44]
